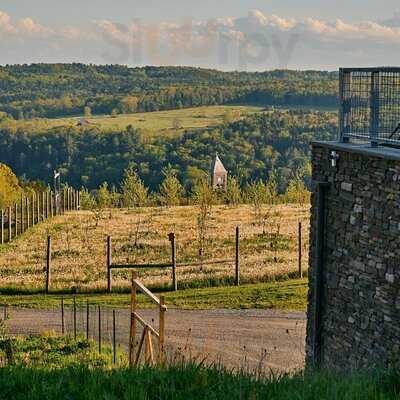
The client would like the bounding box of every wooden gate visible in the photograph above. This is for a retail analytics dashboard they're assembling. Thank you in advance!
[129,272,166,366]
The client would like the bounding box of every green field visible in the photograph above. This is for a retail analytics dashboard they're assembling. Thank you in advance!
[0,279,308,310]
[1,105,264,138]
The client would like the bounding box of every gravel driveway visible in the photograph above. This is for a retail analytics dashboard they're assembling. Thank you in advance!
[5,307,306,372]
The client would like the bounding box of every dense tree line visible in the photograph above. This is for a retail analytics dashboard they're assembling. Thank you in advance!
[0,110,337,192]
[0,64,338,119]
[79,166,310,213]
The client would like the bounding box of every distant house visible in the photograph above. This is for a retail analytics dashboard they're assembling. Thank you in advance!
[76,118,92,127]
[211,154,228,190]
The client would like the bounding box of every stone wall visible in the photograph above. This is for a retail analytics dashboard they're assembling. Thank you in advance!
[306,142,400,370]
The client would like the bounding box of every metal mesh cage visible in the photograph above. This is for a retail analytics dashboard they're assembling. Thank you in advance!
[340,67,400,146]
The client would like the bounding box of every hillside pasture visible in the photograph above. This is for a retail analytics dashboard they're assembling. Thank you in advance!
[0,204,309,292]
[0,105,264,138]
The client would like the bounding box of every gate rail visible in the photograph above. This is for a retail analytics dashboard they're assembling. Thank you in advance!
[129,272,166,366]
[106,228,240,292]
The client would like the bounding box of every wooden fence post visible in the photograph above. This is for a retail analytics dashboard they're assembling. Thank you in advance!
[169,233,177,291]
[129,272,137,367]
[62,188,66,213]
[298,222,303,278]
[107,236,112,293]
[20,196,24,233]
[8,207,11,242]
[98,305,102,354]
[53,191,56,216]
[42,192,45,221]
[43,192,46,220]
[14,203,18,237]
[113,310,116,364]
[73,296,77,340]
[61,296,65,335]
[159,295,165,364]
[26,197,30,229]
[36,193,40,224]
[31,195,35,226]
[50,191,54,217]
[235,226,240,286]
[86,300,89,340]
[46,191,49,218]
[45,235,51,293]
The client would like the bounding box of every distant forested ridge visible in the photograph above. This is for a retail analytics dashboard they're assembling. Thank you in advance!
[0,64,338,119]
[0,110,337,191]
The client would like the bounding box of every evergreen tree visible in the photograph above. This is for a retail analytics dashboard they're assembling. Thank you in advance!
[266,169,279,205]
[284,178,310,206]
[121,166,148,208]
[225,176,242,206]
[158,168,184,207]
[192,176,216,259]
[246,181,267,220]
[97,182,112,209]
[79,187,96,210]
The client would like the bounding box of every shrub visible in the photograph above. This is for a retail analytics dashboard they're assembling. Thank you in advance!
[121,166,148,208]
[158,168,184,207]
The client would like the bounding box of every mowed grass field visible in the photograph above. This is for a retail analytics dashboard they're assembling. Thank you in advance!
[1,105,264,138]
[0,204,309,293]
[0,280,308,310]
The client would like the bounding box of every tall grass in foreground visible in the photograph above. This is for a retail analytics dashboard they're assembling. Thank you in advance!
[0,335,398,399]
[0,363,398,400]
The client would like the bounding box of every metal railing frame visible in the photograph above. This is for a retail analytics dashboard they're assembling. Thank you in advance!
[339,67,400,148]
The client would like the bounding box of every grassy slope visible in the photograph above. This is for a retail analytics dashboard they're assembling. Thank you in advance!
[0,279,308,310]
[0,105,263,138]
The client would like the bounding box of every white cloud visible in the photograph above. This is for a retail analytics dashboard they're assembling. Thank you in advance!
[0,11,16,34]
[17,18,53,38]
[1,9,400,69]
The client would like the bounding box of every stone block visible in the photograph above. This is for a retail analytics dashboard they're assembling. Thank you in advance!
[385,274,395,284]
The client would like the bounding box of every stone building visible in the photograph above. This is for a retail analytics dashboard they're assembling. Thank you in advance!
[211,154,228,190]
[307,68,400,371]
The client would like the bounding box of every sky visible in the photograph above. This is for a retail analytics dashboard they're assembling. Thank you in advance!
[1,0,400,70]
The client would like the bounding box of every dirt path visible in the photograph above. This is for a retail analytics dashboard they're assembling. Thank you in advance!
[5,307,306,372]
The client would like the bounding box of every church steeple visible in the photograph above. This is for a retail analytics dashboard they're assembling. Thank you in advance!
[211,153,228,190]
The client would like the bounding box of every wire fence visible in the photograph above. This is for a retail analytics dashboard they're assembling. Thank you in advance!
[0,188,80,245]
[340,67,400,146]
[0,301,307,372]
[2,301,132,364]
